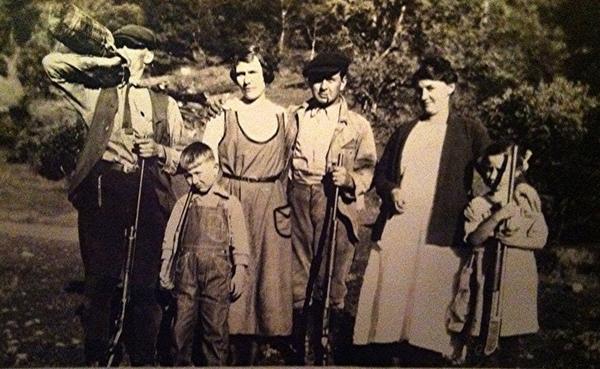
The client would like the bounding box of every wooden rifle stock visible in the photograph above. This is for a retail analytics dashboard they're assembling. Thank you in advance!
[106,159,146,367]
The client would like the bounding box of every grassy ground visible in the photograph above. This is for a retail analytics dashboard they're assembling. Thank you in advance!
[1,69,599,367]
[1,152,599,368]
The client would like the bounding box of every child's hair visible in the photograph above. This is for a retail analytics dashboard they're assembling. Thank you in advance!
[476,139,528,189]
[229,44,276,84]
[178,142,215,172]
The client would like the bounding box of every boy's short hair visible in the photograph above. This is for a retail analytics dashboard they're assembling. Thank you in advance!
[229,44,276,84]
[178,142,215,172]
[476,140,528,188]
[412,56,458,85]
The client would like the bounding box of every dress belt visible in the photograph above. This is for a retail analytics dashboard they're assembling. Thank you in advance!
[223,172,280,183]
[181,245,229,256]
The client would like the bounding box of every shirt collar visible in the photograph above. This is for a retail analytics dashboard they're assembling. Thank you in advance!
[302,97,349,125]
[210,175,230,199]
[211,183,230,198]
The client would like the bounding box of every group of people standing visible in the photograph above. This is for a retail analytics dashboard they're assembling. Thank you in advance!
[43,22,547,367]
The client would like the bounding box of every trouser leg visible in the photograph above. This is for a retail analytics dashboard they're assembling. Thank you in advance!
[290,182,355,365]
[77,163,168,365]
[123,287,161,366]
[301,183,355,309]
[82,275,120,365]
[289,308,307,365]
[290,183,316,309]
[124,166,166,365]
[196,254,231,366]
[290,183,320,364]
[172,254,199,366]
[77,180,125,365]
[156,290,175,366]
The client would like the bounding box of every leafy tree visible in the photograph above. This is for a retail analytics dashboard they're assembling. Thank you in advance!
[552,0,600,95]
[482,78,599,240]
[324,0,598,241]
[140,0,280,63]
[0,0,39,101]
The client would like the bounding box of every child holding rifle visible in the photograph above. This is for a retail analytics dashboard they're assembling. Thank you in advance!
[159,142,250,366]
[452,140,548,366]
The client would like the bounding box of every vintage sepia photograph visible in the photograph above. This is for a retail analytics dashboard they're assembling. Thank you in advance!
[0,0,598,368]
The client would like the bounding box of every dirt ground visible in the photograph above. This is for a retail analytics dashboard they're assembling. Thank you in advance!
[1,147,599,368]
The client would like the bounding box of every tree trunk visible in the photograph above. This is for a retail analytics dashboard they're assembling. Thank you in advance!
[309,22,318,60]
[482,0,490,26]
[279,8,287,52]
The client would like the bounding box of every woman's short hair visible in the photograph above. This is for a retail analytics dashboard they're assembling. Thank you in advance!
[229,44,276,84]
[412,56,458,85]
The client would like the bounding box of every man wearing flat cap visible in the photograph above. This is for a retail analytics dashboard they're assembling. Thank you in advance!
[43,24,197,365]
[288,51,376,363]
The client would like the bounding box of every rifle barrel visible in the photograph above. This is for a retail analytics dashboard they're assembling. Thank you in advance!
[320,153,344,365]
[106,160,146,367]
[483,145,519,356]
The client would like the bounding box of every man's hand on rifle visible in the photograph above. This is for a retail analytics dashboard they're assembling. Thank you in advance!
[134,137,166,159]
[230,265,248,301]
[331,165,354,189]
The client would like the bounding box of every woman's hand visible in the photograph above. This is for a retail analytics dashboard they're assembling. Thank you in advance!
[391,187,406,214]
[230,265,248,301]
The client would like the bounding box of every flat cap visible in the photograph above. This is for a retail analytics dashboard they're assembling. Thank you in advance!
[302,51,351,78]
[113,24,156,50]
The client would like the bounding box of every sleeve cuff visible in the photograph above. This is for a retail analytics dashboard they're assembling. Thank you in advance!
[161,146,180,174]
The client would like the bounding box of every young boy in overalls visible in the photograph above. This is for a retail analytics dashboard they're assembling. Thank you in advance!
[159,142,250,365]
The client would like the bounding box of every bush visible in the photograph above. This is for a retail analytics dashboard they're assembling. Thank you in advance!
[36,122,86,181]
[481,78,599,241]
[9,98,85,181]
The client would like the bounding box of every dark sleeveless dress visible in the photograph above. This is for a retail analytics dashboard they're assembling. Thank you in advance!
[219,109,293,336]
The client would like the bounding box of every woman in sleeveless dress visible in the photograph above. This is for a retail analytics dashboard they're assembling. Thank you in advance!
[201,45,294,364]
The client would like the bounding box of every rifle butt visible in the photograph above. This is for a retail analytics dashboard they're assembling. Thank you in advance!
[484,319,500,355]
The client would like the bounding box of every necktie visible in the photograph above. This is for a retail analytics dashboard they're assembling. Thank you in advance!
[121,83,133,135]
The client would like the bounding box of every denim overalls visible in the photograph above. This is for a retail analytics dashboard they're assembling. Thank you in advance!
[171,197,232,366]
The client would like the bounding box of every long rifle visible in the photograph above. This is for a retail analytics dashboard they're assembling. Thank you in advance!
[106,159,146,367]
[483,146,518,355]
[320,153,344,365]
[300,153,344,365]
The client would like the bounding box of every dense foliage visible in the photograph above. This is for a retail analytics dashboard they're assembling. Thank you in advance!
[0,0,598,242]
